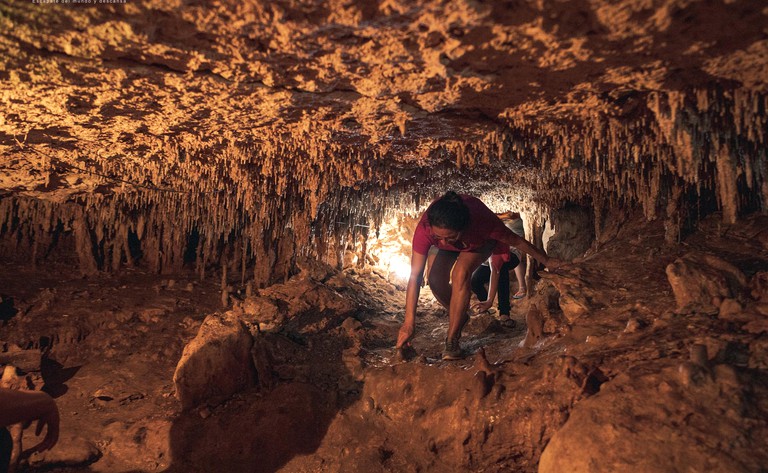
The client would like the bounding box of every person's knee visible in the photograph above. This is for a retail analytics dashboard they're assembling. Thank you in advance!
[451,266,472,288]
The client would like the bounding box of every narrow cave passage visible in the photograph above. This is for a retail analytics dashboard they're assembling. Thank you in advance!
[1,192,767,472]
[1,0,768,472]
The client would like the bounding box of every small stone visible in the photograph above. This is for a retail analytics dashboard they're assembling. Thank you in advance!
[624,317,643,333]
[718,298,743,320]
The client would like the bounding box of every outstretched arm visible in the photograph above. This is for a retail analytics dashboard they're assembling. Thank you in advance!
[0,388,60,453]
[397,250,428,348]
[498,230,563,269]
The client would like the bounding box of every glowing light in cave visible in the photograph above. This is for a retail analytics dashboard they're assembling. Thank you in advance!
[370,215,416,284]
[389,254,412,281]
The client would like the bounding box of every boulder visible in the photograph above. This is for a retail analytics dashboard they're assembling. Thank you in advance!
[540,368,767,473]
[173,312,256,410]
[665,253,748,313]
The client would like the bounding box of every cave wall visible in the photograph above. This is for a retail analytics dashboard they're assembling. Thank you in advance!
[0,0,766,279]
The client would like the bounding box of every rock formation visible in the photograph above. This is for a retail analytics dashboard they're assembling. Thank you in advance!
[0,0,767,472]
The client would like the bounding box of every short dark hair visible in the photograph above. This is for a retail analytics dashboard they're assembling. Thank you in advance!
[427,191,470,230]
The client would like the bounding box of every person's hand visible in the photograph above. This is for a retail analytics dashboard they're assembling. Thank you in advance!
[544,257,566,270]
[396,323,414,349]
[472,300,493,314]
[30,398,59,453]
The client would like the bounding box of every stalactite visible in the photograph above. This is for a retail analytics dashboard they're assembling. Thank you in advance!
[1,78,765,282]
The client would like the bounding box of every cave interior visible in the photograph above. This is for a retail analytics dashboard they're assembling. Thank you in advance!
[0,0,767,472]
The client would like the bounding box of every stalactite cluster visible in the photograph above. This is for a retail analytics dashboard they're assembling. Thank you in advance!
[1,0,766,278]
[2,85,766,280]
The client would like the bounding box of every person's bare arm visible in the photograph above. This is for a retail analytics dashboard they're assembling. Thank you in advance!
[498,230,563,269]
[0,388,59,453]
[397,250,428,348]
[497,211,521,221]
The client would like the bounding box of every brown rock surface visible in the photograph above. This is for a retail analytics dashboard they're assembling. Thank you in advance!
[173,311,256,410]
[0,1,767,472]
[0,0,766,275]
[666,252,748,313]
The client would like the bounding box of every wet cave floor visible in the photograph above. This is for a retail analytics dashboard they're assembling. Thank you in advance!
[1,211,768,472]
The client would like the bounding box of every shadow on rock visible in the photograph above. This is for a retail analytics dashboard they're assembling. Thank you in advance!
[166,267,362,472]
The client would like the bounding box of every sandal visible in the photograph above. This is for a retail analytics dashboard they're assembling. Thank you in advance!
[513,290,526,299]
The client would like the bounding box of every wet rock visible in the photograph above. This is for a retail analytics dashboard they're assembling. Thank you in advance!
[471,371,493,399]
[678,361,710,388]
[100,419,173,471]
[173,312,256,410]
[689,343,709,368]
[749,271,768,302]
[137,307,167,324]
[743,317,768,334]
[540,369,768,473]
[541,270,602,322]
[256,275,357,332]
[665,253,748,313]
[341,316,363,337]
[559,356,607,396]
[25,288,57,316]
[295,256,334,282]
[464,311,500,334]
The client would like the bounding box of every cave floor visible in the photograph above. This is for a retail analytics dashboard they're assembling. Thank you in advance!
[1,211,767,472]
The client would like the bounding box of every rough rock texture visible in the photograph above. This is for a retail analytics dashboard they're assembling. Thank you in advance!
[543,204,594,261]
[666,252,749,313]
[0,1,768,472]
[1,0,767,282]
[0,211,766,472]
[539,366,768,473]
[173,311,256,410]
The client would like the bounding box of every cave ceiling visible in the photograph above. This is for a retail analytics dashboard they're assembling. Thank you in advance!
[0,0,767,264]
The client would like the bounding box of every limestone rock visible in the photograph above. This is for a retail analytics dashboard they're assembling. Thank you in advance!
[257,275,357,332]
[540,368,768,473]
[173,312,256,410]
[28,433,101,469]
[241,295,284,331]
[543,205,594,261]
[99,419,173,472]
[665,253,748,313]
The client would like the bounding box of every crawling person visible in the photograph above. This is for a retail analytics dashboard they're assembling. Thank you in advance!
[395,191,562,360]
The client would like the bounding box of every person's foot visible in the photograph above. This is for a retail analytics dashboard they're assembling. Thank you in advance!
[442,338,466,360]
[499,314,516,328]
[513,289,526,299]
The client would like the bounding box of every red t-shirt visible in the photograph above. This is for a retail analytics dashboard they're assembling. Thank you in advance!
[412,194,510,256]
[490,251,514,269]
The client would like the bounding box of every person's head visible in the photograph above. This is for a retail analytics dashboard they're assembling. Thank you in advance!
[427,191,470,244]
